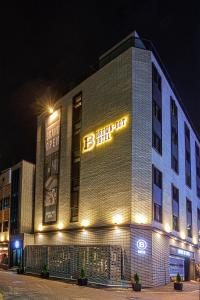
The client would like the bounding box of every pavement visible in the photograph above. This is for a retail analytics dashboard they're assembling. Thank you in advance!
[0,271,199,299]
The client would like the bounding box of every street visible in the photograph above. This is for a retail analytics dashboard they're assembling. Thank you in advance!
[0,271,199,300]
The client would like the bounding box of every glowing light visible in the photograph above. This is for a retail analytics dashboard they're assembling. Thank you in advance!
[38,224,43,232]
[58,232,62,237]
[193,237,197,245]
[114,225,120,233]
[165,224,171,233]
[113,214,123,225]
[57,223,64,230]
[48,107,54,114]
[135,214,147,224]
[81,219,89,227]
[0,236,4,242]
[49,110,58,123]
[15,240,20,249]
[82,228,88,235]
[180,232,186,240]
[82,115,128,153]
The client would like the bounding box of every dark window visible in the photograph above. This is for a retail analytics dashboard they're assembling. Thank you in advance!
[153,101,162,122]
[172,185,179,231]
[184,123,191,188]
[0,201,2,211]
[186,198,192,238]
[3,221,8,232]
[152,64,162,91]
[153,132,162,154]
[170,98,179,173]
[195,142,200,198]
[152,64,162,156]
[10,168,20,235]
[153,166,162,223]
[70,93,82,222]
[3,197,10,209]
[198,208,200,242]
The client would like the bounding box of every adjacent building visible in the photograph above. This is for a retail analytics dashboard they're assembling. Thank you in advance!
[0,169,11,266]
[9,160,35,267]
[24,31,200,287]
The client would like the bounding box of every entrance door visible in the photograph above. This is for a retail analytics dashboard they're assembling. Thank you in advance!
[169,256,185,281]
[12,248,22,266]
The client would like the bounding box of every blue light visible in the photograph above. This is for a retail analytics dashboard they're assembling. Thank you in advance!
[15,240,20,249]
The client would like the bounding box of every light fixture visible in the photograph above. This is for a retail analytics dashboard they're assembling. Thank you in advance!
[164,224,171,233]
[15,240,20,249]
[81,219,89,227]
[82,228,88,235]
[135,214,147,224]
[113,214,122,225]
[48,106,54,114]
[57,223,64,230]
[180,232,186,240]
[114,225,120,233]
[38,224,43,232]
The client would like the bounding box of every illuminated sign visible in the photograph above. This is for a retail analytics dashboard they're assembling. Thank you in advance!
[137,239,147,254]
[177,249,191,257]
[82,116,128,153]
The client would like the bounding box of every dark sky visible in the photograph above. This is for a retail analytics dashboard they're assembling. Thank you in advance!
[0,0,200,171]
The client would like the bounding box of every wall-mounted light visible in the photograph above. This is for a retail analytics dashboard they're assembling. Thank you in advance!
[180,232,186,240]
[193,237,197,245]
[57,223,64,230]
[82,228,88,235]
[38,224,43,232]
[81,219,89,227]
[15,240,20,249]
[114,225,120,233]
[113,214,122,225]
[164,224,171,233]
[0,236,4,242]
[135,214,147,224]
[48,106,54,114]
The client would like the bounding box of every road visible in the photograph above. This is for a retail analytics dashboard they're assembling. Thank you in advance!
[0,271,199,300]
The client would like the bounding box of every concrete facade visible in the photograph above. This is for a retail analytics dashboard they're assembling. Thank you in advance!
[30,33,200,287]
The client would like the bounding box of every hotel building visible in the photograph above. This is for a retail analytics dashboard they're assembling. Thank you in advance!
[25,31,200,287]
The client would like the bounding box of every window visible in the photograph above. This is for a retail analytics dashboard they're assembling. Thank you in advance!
[10,168,20,235]
[2,197,10,209]
[170,98,179,173]
[198,208,200,242]
[152,64,162,91]
[3,221,8,232]
[153,166,162,223]
[152,65,162,156]
[70,93,82,222]
[153,132,162,154]
[153,101,162,122]
[184,123,191,188]
[186,199,192,238]
[172,185,179,231]
[195,142,200,198]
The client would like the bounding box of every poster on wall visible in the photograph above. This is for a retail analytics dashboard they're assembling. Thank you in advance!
[43,109,61,223]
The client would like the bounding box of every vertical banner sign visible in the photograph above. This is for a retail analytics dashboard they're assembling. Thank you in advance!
[44,109,61,223]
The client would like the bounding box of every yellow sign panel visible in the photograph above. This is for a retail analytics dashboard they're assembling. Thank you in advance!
[82,116,128,153]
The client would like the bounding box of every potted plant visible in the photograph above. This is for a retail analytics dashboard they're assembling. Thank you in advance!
[41,264,49,279]
[77,268,88,286]
[132,273,141,291]
[174,273,183,291]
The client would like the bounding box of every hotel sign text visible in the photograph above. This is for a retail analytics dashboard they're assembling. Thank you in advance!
[82,116,128,153]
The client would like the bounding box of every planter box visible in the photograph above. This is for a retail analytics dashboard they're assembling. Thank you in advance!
[41,272,49,279]
[77,278,88,286]
[132,283,141,292]
[174,282,183,291]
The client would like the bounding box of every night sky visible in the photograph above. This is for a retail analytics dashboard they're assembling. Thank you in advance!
[0,1,200,171]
